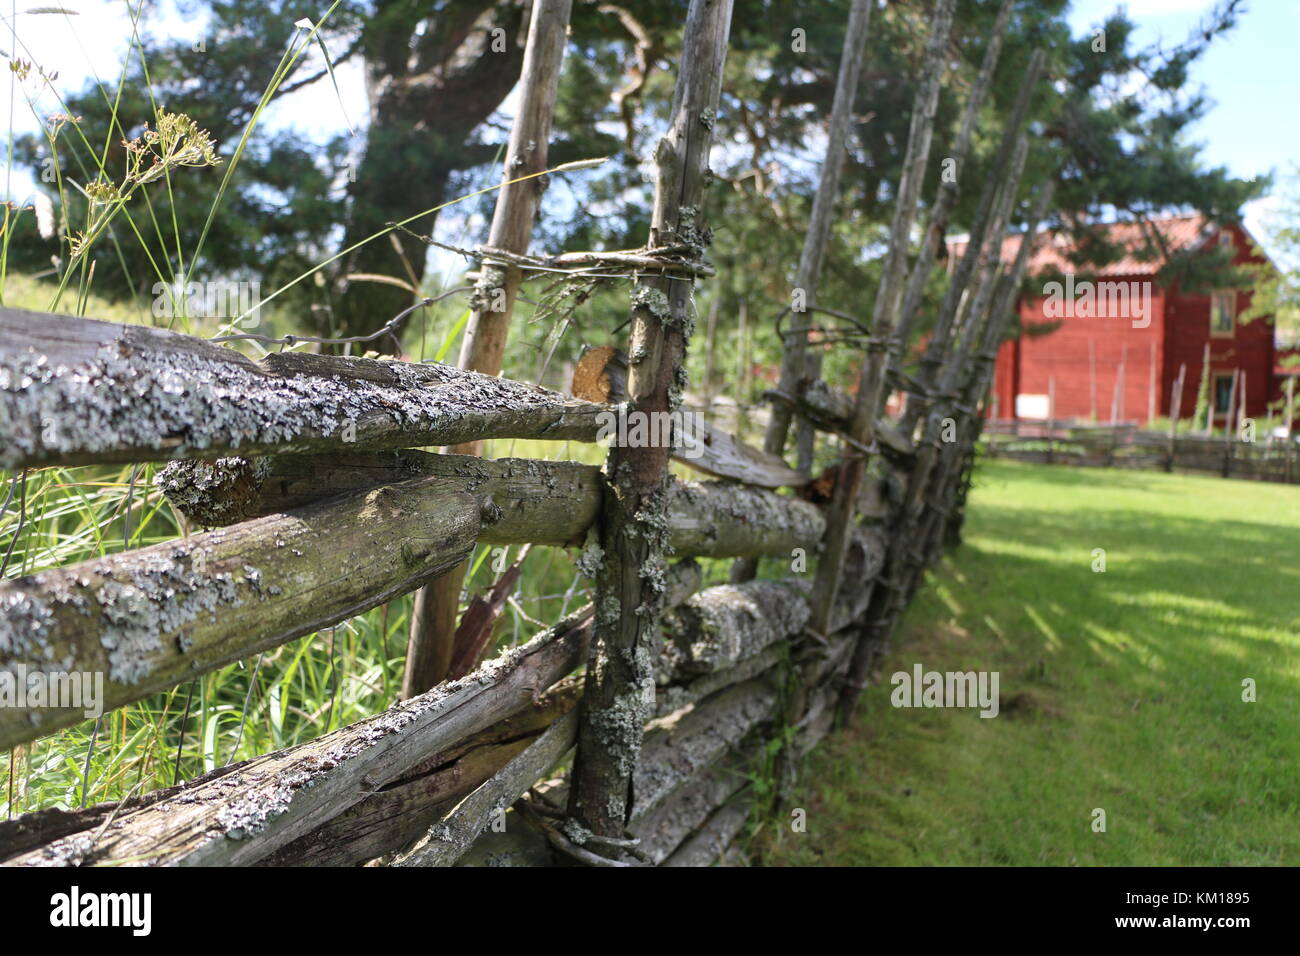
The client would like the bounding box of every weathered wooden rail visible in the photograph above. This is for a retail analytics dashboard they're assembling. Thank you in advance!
[983,420,1300,484]
[1,0,1053,866]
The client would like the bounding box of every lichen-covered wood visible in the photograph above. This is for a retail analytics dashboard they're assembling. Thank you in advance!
[567,0,735,843]
[257,684,580,867]
[158,452,604,545]
[156,451,825,558]
[0,308,606,470]
[0,477,480,752]
[2,608,593,866]
[393,709,580,867]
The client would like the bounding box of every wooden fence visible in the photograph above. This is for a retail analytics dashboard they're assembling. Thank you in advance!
[0,0,1049,866]
[983,420,1300,484]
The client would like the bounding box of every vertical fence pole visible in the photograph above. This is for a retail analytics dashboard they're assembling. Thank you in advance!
[902,46,1046,437]
[836,181,1056,725]
[1222,368,1239,477]
[1286,375,1295,483]
[401,0,575,699]
[566,0,734,845]
[1167,362,1185,472]
[731,0,874,585]
[891,0,1017,378]
[807,0,957,643]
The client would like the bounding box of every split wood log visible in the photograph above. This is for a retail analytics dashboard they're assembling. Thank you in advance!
[156,451,825,559]
[0,303,808,485]
[3,608,594,866]
[0,756,252,862]
[655,643,786,718]
[453,816,557,867]
[5,561,706,867]
[660,793,752,867]
[657,526,884,685]
[258,684,580,867]
[634,675,778,820]
[0,478,481,752]
[158,452,602,545]
[630,748,751,864]
[392,709,580,867]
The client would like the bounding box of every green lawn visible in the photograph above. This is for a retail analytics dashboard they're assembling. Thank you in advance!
[756,459,1300,865]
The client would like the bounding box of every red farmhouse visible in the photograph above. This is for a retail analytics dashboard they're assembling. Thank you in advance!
[955,216,1295,427]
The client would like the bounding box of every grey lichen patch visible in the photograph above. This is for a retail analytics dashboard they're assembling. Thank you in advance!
[561,816,593,846]
[155,456,271,526]
[216,770,311,840]
[660,580,809,681]
[0,592,56,662]
[597,595,621,627]
[575,541,605,579]
[589,685,649,779]
[469,263,508,313]
[667,364,690,411]
[674,479,824,544]
[630,285,671,321]
[93,548,250,684]
[1,325,597,470]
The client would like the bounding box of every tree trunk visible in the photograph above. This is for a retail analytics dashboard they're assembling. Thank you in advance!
[329,1,527,352]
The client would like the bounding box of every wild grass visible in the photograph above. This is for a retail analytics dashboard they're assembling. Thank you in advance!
[752,458,1300,865]
[0,5,609,816]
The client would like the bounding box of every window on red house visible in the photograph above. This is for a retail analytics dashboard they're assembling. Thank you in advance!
[1213,374,1235,415]
[1211,293,1235,336]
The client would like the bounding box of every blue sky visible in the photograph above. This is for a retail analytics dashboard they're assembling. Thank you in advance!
[1,0,1296,254]
[1066,0,1300,247]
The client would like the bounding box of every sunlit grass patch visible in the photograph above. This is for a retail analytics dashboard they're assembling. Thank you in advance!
[754,459,1300,866]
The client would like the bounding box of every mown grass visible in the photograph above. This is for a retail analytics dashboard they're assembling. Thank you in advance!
[753,459,1300,865]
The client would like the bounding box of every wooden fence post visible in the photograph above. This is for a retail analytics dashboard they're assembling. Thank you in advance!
[1167,362,1185,472]
[835,181,1056,725]
[732,0,874,586]
[892,0,1017,364]
[807,0,957,641]
[762,0,873,460]
[565,0,734,847]
[902,46,1046,436]
[402,0,574,699]
[1222,368,1239,477]
[1286,374,1295,483]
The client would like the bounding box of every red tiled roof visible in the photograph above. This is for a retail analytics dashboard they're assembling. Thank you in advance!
[949,215,1214,278]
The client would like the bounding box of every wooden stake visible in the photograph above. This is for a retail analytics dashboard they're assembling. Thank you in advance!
[807,0,958,641]
[763,0,875,459]
[566,0,734,845]
[404,0,575,698]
